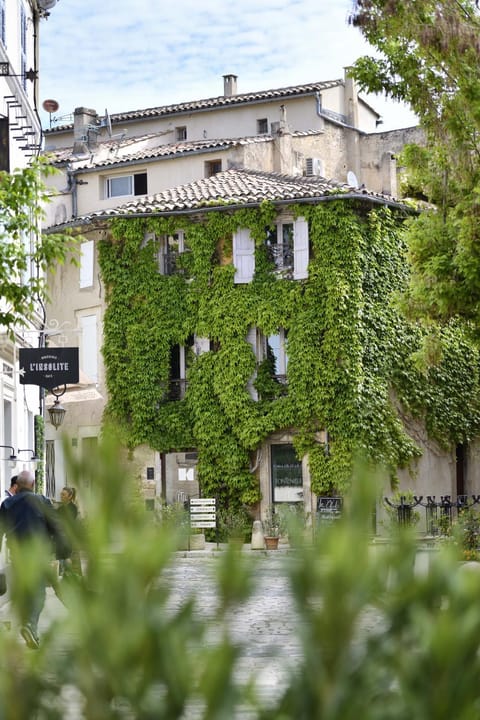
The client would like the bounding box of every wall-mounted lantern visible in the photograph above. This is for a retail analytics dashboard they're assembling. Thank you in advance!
[0,445,17,468]
[47,386,67,430]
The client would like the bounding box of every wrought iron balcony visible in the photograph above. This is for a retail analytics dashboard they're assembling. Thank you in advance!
[168,378,188,401]
[160,251,183,276]
[266,244,294,275]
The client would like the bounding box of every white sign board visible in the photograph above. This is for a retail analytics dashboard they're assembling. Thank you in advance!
[190,498,216,529]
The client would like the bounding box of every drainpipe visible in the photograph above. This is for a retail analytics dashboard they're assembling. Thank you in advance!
[67,168,78,218]
[67,168,88,218]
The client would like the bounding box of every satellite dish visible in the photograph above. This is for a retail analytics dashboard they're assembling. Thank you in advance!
[38,0,57,9]
[347,170,359,189]
[54,203,67,225]
[42,99,59,113]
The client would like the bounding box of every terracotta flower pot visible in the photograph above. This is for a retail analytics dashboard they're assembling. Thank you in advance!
[264,536,279,550]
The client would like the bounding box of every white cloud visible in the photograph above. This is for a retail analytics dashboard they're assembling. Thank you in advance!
[39,0,417,131]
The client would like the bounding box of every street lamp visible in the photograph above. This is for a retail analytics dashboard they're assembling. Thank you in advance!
[47,386,66,430]
[18,449,39,462]
[0,445,17,468]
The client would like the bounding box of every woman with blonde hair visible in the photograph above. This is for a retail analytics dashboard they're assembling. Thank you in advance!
[56,486,82,577]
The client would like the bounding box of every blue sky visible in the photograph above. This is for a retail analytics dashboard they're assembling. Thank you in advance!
[38,0,418,131]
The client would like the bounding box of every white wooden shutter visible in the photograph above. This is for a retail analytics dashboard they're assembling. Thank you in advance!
[293,217,309,280]
[80,314,98,382]
[233,228,254,283]
[79,240,94,288]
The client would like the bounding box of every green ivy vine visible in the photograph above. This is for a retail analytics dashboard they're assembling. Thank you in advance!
[97,200,480,508]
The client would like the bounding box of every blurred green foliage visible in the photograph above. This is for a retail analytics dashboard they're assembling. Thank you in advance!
[2,439,480,718]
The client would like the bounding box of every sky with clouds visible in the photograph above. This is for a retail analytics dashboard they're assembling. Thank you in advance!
[38,0,418,132]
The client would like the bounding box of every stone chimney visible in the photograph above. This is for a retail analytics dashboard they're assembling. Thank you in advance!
[273,105,293,174]
[73,107,98,153]
[343,67,359,128]
[223,74,238,97]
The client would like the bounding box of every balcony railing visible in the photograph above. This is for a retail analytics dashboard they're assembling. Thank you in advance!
[168,379,187,401]
[160,251,185,276]
[266,244,294,276]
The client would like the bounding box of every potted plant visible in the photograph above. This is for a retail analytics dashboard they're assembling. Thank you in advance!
[218,506,251,548]
[154,500,190,550]
[263,506,282,549]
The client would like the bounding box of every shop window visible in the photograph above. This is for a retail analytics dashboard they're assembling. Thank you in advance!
[271,444,303,503]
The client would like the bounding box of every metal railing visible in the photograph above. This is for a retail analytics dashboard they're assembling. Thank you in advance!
[385,494,480,533]
[266,244,294,275]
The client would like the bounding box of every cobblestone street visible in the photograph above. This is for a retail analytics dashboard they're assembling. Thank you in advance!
[0,548,306,717]
[0,546,390,718]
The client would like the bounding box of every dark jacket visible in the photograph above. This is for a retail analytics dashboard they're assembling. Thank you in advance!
[0,489,69,558]
[55,501,79,559]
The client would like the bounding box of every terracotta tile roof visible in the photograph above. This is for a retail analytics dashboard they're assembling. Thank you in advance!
[62,168,405,228]
[46,131,320,170]
[45,79,343,134]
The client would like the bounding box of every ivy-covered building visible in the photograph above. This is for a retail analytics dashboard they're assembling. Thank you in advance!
[45,166,480,527]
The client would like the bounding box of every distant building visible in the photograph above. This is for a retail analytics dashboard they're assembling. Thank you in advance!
[43,72,465,533]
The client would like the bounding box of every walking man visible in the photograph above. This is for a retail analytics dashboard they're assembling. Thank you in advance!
[3,475,18,502]
[0,470,66,649]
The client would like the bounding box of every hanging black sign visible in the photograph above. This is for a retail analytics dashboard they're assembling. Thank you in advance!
[19,347,79,390]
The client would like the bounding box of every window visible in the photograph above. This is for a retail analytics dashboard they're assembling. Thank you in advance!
[265,329,288,382]
[175,126,187,141]
[271,444,303,503]
[20,4,27,90]
[0,117,9,172]
[205,160,222,177]
[0,0,5,45]
[156,231,186,276]
[257,118,268,134]
[79,240,94,288]
[45,440,56,498]
[266,222,294,272]
[106,172,147,198]
[168,335,194,400]
[265,217,309,280]
[248,328,289,401]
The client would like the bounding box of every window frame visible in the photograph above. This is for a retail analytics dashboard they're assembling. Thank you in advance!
[105,171,147,199]
[257,118,268,134]
[20,4,27,90]
[0,0,6,46]
[156,230,186,276]
[204,159,222,177]
[175,126,187,141]
[265,328,288,381]
[265,216,309,280]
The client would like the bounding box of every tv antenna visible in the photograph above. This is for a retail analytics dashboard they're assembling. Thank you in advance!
[104,108,112,137]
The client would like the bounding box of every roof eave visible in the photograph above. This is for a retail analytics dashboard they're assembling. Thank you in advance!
[45,192,412,233]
